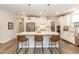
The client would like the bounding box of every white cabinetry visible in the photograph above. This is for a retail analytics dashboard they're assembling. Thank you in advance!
[61,31,75,44]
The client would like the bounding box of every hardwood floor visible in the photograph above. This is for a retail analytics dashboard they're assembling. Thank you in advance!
[0,39,79,54]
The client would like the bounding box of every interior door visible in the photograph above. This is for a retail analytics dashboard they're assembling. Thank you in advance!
[19,18,24,32]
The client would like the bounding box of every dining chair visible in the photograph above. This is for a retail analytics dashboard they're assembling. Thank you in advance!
[16,35,29,54]
[34,35,44,54]
[49,35,62,54]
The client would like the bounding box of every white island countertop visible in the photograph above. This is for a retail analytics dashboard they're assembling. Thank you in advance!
[16,32,59,35]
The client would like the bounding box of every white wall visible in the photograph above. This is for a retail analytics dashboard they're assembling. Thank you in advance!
[0,9,18,43]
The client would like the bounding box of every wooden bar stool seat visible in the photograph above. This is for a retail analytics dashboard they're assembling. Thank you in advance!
[34,35,44,54]
[16,35,29,54]
[49,35,62,54]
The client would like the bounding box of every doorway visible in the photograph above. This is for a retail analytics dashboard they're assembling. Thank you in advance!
[19,18,24,32]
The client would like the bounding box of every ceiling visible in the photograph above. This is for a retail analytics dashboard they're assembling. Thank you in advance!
[0,4,79,17]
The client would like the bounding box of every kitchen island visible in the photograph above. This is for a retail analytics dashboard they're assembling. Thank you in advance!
[16,32,59,48]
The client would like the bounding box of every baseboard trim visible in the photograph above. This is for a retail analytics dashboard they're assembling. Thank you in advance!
[61,38,78,47]
[0,38,16,43]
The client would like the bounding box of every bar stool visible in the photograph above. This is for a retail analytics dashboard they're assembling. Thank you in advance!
[16,35,29,54]
[34,35,44,54]
[49,35,62,54]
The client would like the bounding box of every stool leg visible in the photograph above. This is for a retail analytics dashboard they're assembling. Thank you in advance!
[59,41,62,54]
[54,42,57,54]
[16,42,22,54]
[49,40,52,54]
[16,41,19,54]
[55,42,61,54]
[34,41,36,54]
[16,48,22,54]
[55,41,62,54]
[25,42,27,54]
[51,41,54,54]
[42,41,44,54]
[27,40,29,53]
[16,41,22,54]
[25,40,29,54]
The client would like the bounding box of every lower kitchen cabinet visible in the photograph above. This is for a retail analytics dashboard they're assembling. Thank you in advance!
[75,34,79,46]
[61,31,75,44]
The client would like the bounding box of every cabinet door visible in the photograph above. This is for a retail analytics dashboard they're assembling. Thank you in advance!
[69,35,75,44]
[75,34,79,46]
[66,33,75,44]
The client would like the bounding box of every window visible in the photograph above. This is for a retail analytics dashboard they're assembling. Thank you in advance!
[72,14,79,27]
[72,14,79,22]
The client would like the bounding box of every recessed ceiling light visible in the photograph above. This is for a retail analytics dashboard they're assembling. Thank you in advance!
[40,12,42,15]
[71,8,77,11]
[22,11,25,15]
[56,12,59,14]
